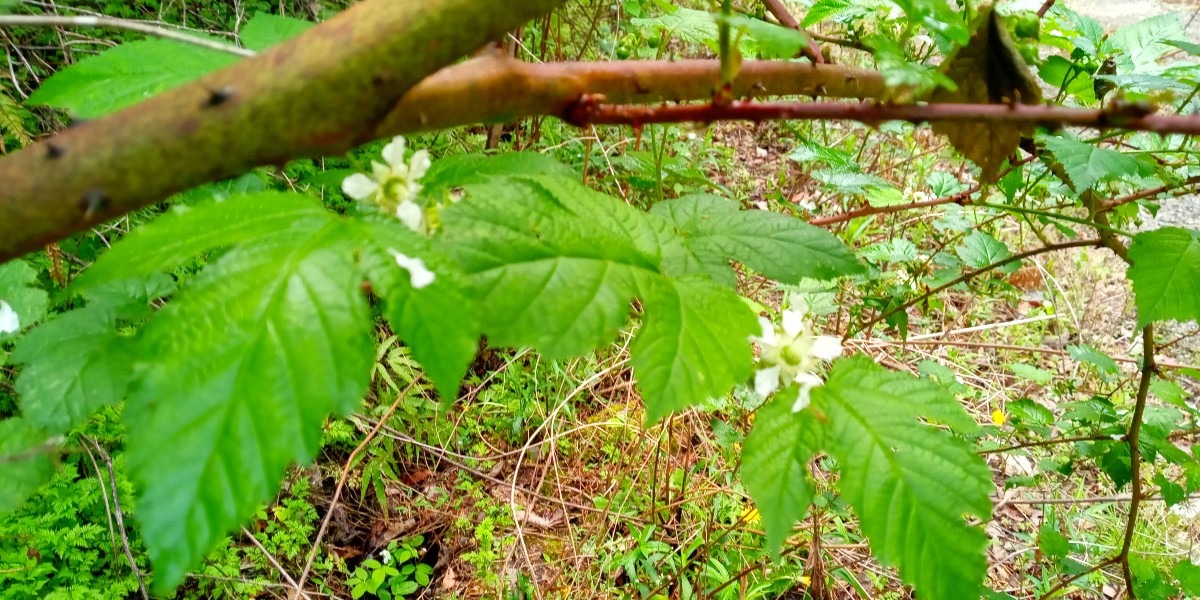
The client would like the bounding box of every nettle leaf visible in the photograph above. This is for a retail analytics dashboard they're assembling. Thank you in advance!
[76,192,335,289]
[0,259,49,339]
[956,231,1010,269]
[125,223,373,591]
[351,219,481,400]
[742,388,822,552]
[1041,135,1138,192]
[1128,228,1200,328]
[1108,13,1184,71]
[442,176,656,359]
[631,276,757,422]
[0,419,55,513]
[11,306,133,433]
[814,356,992,600]
[649,193,862,285]
[930,7,1042,183]
[240,13,313,51]
[27,40,235,118]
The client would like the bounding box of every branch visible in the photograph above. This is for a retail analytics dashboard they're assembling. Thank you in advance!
[379,57,885,136]
[0,0,569,262]
[759,0,825,64]
[0,14,253,56]
[569,99,1200,135]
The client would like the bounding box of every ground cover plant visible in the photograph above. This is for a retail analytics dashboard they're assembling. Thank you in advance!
[1,0,1200,598]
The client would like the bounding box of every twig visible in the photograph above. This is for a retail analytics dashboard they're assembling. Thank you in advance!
[1040,556,1120,599]
[1119,326,1156,597]
[242,527,308,598]
[81,436,149,600]
[858,238,1102,334]
[294,382,416,597]
[1102,174,1200,211]
[1036,0,1057,18]
[569,100,1200,136]
[0,15,254,57]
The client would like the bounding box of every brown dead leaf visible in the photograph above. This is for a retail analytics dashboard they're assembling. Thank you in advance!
[928,7,1043,184]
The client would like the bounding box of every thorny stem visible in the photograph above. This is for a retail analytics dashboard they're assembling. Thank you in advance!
[1119,325,1157,597]
[859,238,1101,334]
[569,100,1200,136]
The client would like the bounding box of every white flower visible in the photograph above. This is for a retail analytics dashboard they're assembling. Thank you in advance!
[342,136,431,232]
[750,309,842,409]
[0,300,18,334]
[388,249,435,290]
[379,548,392,564]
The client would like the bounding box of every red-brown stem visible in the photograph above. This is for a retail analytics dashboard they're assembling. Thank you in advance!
[760,0,826,64]
[569,100,1200,135]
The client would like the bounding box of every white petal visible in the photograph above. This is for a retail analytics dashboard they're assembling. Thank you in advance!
[388,249,436,290]
[793,371,823,387]
[781,309,806,337]
[370,160,392,182]
[754,366,781,397]
[341,173,379,201]
[754,316,777,347]
[791,386,812,413]
[382,136,407,168]
[394,200,424,232]
[0,300,19,334]
[810,336,843,361]
[409,149,431,180]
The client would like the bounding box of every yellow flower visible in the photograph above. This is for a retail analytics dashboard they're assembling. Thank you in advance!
[992,409,1007,426]
[741,506,761,524]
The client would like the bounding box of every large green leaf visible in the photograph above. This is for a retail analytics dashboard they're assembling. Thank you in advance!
[442,176,657,359]
[742,389,822,553]
[891,0,968,46]
[0,259,49,340]
[76,192,335,290]
[631,276,757,422]
[650,194,862,285]
[956,231,1010,269]
[0,418,55,513]
[26,40,235,118]
[1128,227,1200,328]
[1041,135,1138,191]
[11,306,133,433]
[421,152,577,200]
[814,357,992,600]
[1108,13,1184,71]
[125,223,374,591]
[352,219,481,400]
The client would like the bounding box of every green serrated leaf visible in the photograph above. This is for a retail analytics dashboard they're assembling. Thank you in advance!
[1038,522,1070,560]
[631,276,757,422]
[11,306,133,433]
[929,7,1042,184]
[0,259,49,339]
[0,419,55,513]
[1130,554,1179,600]
[650,194,862,285]
[1128,228,1200,328]
[442,176,656,359]
[420,152,577,200]
[814,356,992,600]
[1150,378,1189,411]
[1041,135,1138,192]
[801,0,852,28]
[27,40,235,118]
[126,224,373,591]
[240,13,313,51]
[1174,560,1200,595]
[1067,343,1119,377]
[1009,363,1055,385]
[956,231,1010,269]
[1108,13,1184,71]
[1038,56,1097,105]
[742,388,822,553]
[353,219,481,400]
[75,192,335,290]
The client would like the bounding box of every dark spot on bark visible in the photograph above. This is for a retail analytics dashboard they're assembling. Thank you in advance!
[45,143,65,159]
[67,116,88,129]
[371,71,394,87]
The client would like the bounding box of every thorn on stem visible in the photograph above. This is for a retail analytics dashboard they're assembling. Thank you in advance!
[204,86,235,107]
[80,189,109,221]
